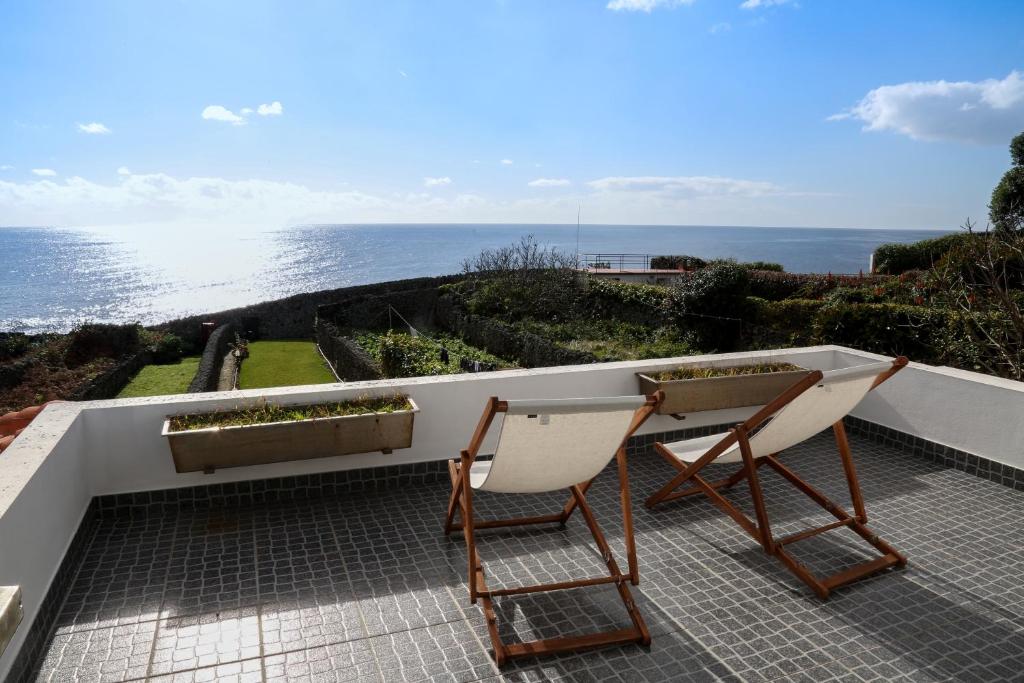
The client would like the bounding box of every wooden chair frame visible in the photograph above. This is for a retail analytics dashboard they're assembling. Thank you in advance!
[444,393,662,665]
[645,358,909,599]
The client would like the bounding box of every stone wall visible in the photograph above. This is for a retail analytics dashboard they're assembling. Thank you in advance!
[315,321,381,382]
[187,322,238,393]
[156,274,464,346]
[433,295,597,368]
[68,351,152,401]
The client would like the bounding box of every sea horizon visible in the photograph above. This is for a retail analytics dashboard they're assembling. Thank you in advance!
[1,223,952,333]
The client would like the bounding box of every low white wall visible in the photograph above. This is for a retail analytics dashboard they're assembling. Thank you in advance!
[3,343,1024,679]
[78,346,838,496]
[839,348,1024,469]
[0,403,90,679]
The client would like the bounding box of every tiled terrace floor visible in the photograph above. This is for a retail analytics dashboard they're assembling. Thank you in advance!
[29,431,1024,682]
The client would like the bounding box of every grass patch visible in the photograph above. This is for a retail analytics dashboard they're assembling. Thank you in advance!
[238,341,336,389]
[650,362,804,382]
[117,356,201,398]
[168,394,412,431]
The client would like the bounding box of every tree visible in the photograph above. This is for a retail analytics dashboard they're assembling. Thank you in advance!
[989,131,1024,233]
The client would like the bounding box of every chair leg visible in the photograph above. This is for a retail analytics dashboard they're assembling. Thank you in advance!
[833,421,867,522]
[461,453,479,604]
[570,485,651,646]
[737,428,774,554]
[444,460,463,535]
[614,447,640,585]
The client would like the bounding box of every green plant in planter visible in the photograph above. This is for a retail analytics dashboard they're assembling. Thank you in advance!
[650,362,803,382]
[169,394,412,431]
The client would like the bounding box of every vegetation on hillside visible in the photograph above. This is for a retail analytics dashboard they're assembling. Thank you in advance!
[355,330,512,377]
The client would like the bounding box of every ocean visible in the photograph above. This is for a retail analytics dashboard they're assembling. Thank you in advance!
[0,223,950,332]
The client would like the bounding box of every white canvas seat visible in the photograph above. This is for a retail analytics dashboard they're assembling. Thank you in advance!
[471,395,647,493]
[646,358,909,599]
[662,361,897,465]
[444,393,662,665]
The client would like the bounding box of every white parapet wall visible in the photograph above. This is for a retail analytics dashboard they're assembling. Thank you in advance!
[1,344,1023,678]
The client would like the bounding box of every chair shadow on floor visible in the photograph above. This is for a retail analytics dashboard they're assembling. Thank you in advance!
[724,533,1024,681]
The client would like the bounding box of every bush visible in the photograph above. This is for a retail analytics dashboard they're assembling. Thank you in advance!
[872,232,978,274]
[64,323,140,367]
[582,278,670,323]
[743,261,784,272]
[650,254,706,270]
[139,330,185,364]
[745,270,885,301]
[811,302,984,366]
[666,261,751,351]
[746,297,824,348]
[0,333,32,362]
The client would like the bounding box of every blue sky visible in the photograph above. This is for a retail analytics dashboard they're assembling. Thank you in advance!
[1,0,1022,229]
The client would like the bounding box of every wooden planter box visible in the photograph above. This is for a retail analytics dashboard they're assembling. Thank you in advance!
[638,367,808,416]
[162,399,419,473]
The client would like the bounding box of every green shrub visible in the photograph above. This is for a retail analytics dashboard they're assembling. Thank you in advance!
[64,323,140,367]
[650,254,706,270]
[666,261,751,351]
[746,297,824,348]
[743,261,785,272]
[872,232,978,274]
[810,302,985,366]
[0,333,32,362]
[139,330,184,364]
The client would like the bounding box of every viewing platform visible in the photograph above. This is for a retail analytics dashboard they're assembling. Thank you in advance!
[1,346,1023,681]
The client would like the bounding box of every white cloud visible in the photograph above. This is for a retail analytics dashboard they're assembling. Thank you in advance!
[0,165,13,171]
[202,105,246,125]
[607,0,693,12]
[831,70,1024,144]
[709,22,732,34]
[500,159,514,166]
[32,168,57,177]
[240,107,254,115]
[257,101,283,116]
[399,69,408,78]
[528,178,571,187]
[77,122,111,135]
[740,0,794,8]
[423,176,452,187]
[0,170,953,228]
[587,175,785,197]
[117,166,132,176]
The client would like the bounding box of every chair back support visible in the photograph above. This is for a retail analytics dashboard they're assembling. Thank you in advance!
[745,361,893,458]
[476,396,648,493]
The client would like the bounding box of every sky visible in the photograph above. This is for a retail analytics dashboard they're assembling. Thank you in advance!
[1,0,1023,230]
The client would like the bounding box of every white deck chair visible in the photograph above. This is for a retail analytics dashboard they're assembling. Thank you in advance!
[444,393,662,665]
[645,357,908,599]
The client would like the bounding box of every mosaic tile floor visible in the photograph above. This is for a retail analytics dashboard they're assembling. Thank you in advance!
[28,430,1024,681]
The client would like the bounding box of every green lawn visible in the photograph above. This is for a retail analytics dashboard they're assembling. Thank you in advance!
[238,340,336,389]
[117,356,201,398]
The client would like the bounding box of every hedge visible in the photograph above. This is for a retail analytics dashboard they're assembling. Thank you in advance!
[747,270,887,301]
[872,232,977,275]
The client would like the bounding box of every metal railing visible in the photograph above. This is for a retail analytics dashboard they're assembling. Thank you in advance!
[580,253,654,270]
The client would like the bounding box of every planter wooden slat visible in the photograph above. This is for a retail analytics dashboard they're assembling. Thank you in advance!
[638,369,809,415]
[162,399,418,473]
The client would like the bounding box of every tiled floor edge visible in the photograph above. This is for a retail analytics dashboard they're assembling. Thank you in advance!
[844,415,1024,491]
[6,502,99,683]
